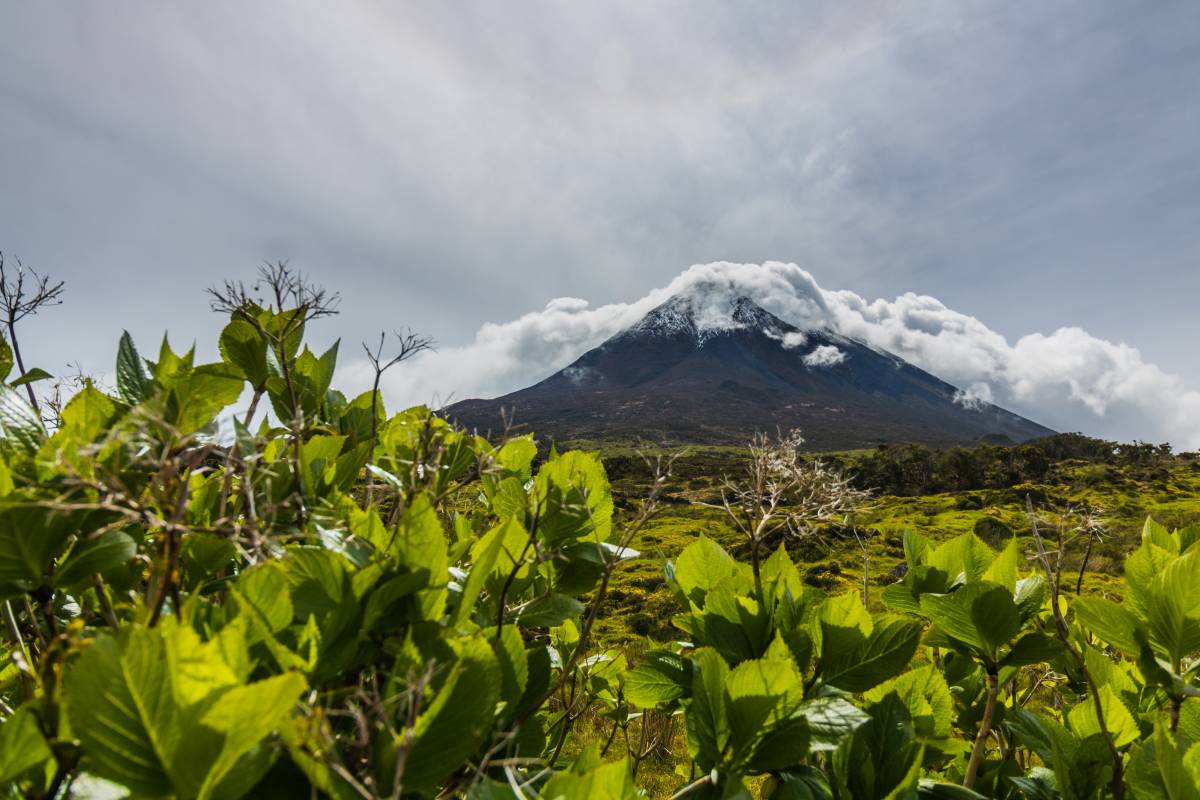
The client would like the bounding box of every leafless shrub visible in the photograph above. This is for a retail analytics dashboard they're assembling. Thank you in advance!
[1034,503,1108,594]
[713,429,872,589]
[208,260,339,322]
[0,251,65,411]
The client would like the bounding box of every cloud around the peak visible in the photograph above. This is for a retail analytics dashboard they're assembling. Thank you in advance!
[338,262,1200,449]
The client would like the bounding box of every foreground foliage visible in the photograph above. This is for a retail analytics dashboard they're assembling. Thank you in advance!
[1,281,1200,798]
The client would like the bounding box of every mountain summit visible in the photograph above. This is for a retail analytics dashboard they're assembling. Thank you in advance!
[445,294,1053,449]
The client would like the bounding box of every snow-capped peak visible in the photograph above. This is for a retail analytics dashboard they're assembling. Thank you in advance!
[630,291,814,346]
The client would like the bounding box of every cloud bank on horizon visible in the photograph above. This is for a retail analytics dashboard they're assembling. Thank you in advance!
[338,261,1200,449]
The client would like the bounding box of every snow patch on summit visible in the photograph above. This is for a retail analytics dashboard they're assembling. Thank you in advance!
[632,291,821,349]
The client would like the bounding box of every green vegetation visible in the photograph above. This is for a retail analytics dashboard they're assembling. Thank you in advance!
[2,263,1200,798]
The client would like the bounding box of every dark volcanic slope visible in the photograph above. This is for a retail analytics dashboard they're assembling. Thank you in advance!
[446,296,1054,449]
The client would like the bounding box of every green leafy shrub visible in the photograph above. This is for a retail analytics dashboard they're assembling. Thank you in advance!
[1,267,1200,798]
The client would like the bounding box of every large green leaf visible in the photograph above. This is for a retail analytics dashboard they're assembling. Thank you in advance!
[53,529,137,589]
[397,636,501,795]
[831,692,923,800]
[56,383,119,442]
[542,746,637,800]
[391,495,449,621]
[864,664,955,742]
[513,592,585,628]
[490,623,529,715]
[724,656,805,768]
[0,382,46,453]
[0,706,55,785]
[686,647,731,771]
[981,536,1019,590]
[818,615,922,693]
[1126,722,1200,800]
[1000,632,1065,669]
[195,672,308,799]
[534,451,614,544]
[814,592,873,661]
[66,626,192,795]
[164,365,244,435]
[1068,685,1140,748]
[116,330,152,404]
[1143,549,1200,666]
[1073,596,1143,655]
[920,581,1021,662]
[926,532,994,584]
[0,503,77,589]
[218,319,270,388]
[64,622,305,799]
[625,650,691,708]
[234,562,294,633]
[452,518,513,627]
[797,696,870,752]
[673,536,739,607]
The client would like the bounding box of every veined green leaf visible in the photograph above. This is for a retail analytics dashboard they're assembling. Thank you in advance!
[686,647,730,771]
[9,366,52,387]
[542,746,637,800]
[818,615,921,693]
[0,382,46,453]
[219,319,270,388]
[53,529,137,589]
[1068,685,1139,748]
[1074,596,1143,655]
[864,664,954,741]
[920,581,1021,662]
[0,706,55,785]
[116,330,152,404]
[673,536,739,607]
[625,650,690,708]
[65,622,305,799]
[396,637,501,795]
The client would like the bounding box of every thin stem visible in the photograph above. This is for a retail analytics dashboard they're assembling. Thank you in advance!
[366,370,382,507]
[1075,533,1094,595]
[964,667,998,789]
[855,529,869,609]
[34,588,58,638]
[23,595,48,648]
[600,717,621,757]
[242,388,263,429]
[94,575,120,630]
[670,774,714,800]
[494,507,538,637]
[1,600,34,698]
[6,318,38,411]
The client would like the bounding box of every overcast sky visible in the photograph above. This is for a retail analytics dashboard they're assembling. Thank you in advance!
[2,3,1199,445]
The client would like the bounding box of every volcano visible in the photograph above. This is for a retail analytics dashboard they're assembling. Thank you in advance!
[444,294,1053,449]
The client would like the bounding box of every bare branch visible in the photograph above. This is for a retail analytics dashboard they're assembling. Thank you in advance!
[708,429,871,586]
[0,252,66,325]
[207,260,340,322]
[0,251,67,411]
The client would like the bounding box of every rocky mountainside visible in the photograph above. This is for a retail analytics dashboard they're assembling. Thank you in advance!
[445,294,1054,449]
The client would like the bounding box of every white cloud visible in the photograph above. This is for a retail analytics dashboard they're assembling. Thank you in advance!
[803,345,847,368]
[954,382,994,410]
[764,328,808,349]
[338,261,1200,449]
